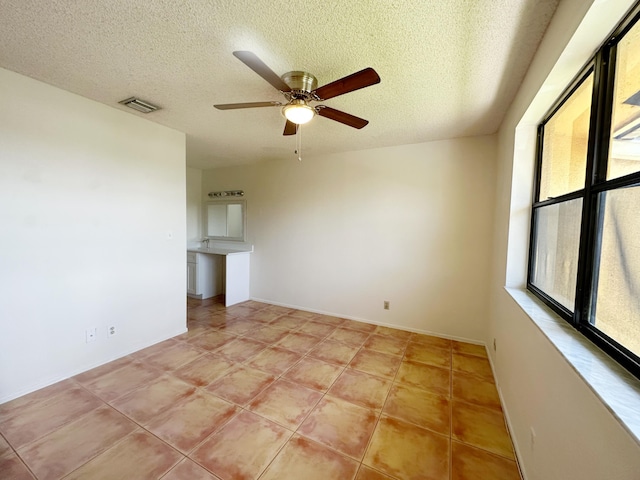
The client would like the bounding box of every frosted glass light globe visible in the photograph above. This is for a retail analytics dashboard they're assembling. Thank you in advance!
[282,101,315,124]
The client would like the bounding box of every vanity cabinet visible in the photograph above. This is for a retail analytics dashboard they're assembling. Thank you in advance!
[186,260,197,295]
[186,251,222,300]
[186,248,251,306]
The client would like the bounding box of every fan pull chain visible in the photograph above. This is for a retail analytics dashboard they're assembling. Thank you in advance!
[295,124,302,161]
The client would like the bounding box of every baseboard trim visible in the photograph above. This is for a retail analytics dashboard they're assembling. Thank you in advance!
[0,327,187,405]
[487,352,528,480]
[250,297,485,346]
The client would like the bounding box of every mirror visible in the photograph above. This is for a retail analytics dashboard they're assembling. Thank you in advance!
[205,200,246,241]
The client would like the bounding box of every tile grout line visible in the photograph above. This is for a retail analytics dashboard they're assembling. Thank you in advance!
[177,305,301,477]
[175,308,518,468]
[0,430,39,480]
[284,350,384,478]
[355,332,411,479]
[450,342,454,480]
[9,300,516,479]
[221,311,348,480]
[121,304,234,478]
[3,379,108,462]
[448,347,522,465]
[182,310,344,478]
[223,317,393,478]
[252,427,296,480]
[59,425,176,480]
[72,375,213,477]
[69,336,252,479]
[181,407,259,476]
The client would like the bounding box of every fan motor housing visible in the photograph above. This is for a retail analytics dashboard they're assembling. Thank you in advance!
[281,71,318,93]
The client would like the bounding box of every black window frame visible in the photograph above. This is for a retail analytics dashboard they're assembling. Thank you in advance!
[528,2,640,381]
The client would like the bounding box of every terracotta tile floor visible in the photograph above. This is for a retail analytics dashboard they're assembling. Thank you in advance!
[0,297,522,480]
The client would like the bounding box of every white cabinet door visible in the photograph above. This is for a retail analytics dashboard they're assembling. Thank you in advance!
[187,262,197,295]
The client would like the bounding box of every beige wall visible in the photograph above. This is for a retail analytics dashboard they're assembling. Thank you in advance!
[186,167,202,244]
[0,67,187,403]
[201,136,497,341]
[489,0,640,478]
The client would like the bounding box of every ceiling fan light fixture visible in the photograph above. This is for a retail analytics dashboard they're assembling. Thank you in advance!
[282,100,315,125]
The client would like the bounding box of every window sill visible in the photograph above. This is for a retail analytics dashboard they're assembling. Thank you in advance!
[505,287,640,445]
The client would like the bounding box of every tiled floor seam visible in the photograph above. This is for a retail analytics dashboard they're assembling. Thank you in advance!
[452,439,517,463]
[178,405,247,460]
[157,463,183,480]
[76,376,243,470]
[449,346,454,480]
[244,427,296,480]
[0,432,15,458]
[74,370,159,406]
[450,363,521,470]
[10,300,519,479]
[58,427,180,480]
[71,359,134,387]
[281,426,365,473]
[5,384,105,455]
[290,353,348,388]
[449,438,519,464]
[10,453,37,480]
[360,463,403,480]
[293,416,362,462]
[292,392,373,464]
[104,372,189,410]
[264,345,363,468]
[149,348,211,372]
[379,410,451,440]
[0,432,39,480]
[452,397,505,414]
[357,337,409,476]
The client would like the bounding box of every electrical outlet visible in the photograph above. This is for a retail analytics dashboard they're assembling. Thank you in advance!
[86,328,97,343]
[383,301,390,310]
[108,325,117,337]
[493,338,497,351]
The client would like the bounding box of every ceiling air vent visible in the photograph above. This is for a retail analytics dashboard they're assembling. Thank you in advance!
[118,97,160,113]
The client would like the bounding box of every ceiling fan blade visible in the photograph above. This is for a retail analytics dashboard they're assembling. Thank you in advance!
[214,101,282,110]
[313,68,380,101]
[283,120,298,136]
[233,51,292,92]
[316,106,369,129]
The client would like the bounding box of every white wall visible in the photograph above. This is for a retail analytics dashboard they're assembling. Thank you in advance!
[0,67,187,403]
[202,137,496,341]
[186,166,202,244]
[489,0,640,478]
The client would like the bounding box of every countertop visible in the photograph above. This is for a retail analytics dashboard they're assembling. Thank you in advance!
[187,246,253,255]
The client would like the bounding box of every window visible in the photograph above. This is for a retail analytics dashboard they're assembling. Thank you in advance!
[529,4,640,380]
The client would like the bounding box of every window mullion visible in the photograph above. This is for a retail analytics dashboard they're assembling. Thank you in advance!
[573,48,616,330]
[594,45,617,184]
[529,2,640,381]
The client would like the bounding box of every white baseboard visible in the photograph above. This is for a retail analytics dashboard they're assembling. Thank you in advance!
[250,297,486,346]
[487,351,528,480]
[0,327,187,405]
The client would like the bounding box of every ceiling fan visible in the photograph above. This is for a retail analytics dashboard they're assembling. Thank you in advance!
[214,51,381,136]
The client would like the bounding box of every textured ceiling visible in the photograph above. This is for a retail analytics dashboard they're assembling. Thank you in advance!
[0,0,559,169]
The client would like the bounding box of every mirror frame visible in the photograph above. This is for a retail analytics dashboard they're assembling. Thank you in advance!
[204,199,246,242]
